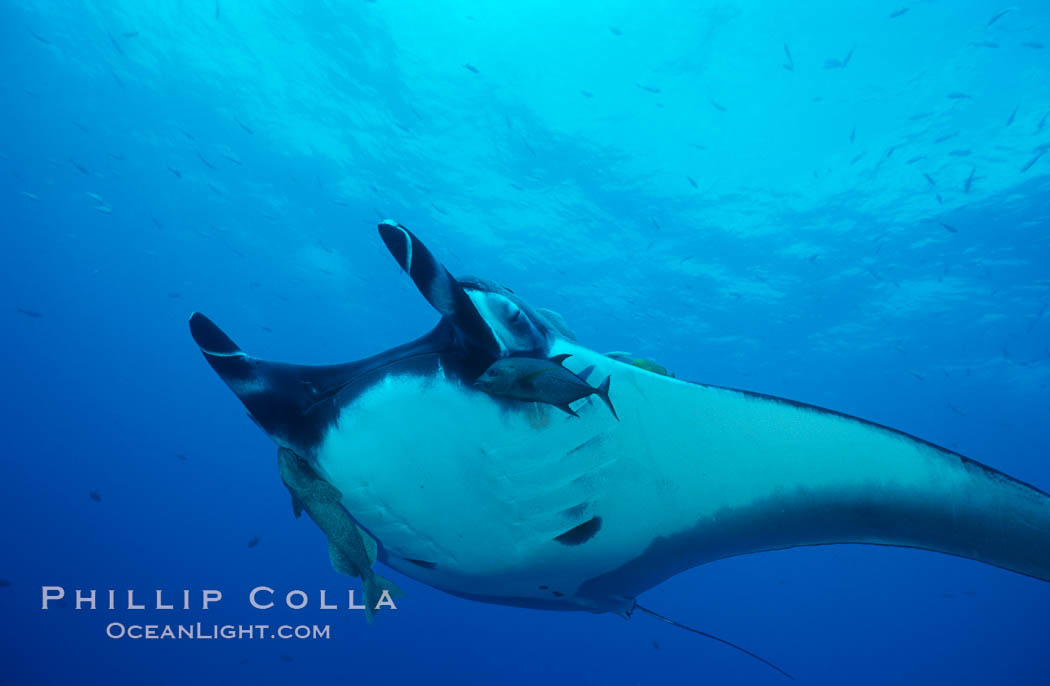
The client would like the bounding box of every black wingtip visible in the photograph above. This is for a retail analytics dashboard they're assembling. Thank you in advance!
[377,220,411,272]
[189,312,241,355]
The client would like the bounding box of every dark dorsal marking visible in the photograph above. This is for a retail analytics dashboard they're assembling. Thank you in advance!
[405,558,437,569]
[553,516,602,545]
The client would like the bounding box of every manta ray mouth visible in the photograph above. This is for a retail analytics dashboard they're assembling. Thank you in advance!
[300,347,452,413]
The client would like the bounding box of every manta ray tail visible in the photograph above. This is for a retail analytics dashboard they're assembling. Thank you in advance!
[633,603,794,680]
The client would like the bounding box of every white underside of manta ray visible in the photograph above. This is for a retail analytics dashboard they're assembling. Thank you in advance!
[189,220,1050,634]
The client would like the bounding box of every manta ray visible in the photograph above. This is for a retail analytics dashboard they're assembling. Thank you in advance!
[190,221,1049,672]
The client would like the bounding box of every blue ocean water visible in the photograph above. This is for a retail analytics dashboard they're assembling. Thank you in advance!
[2,1,1049,683]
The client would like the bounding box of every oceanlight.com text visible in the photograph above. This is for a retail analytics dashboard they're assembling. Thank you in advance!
[105,622,331,640]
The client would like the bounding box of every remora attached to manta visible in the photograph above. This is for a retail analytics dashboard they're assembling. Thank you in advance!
[190,220,1050,650]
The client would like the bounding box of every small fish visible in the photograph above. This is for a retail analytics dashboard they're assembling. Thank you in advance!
[150,214,164,229]
[971,41,999,48]
[609,27,622,36]
[1036,111,1049,134]
[923,172,936,186]
[168,292,181,299]
[122,31,138,38]
[884,145,898,159]
[939,222,958,234]
[948,149,972,157]
[247,536,260,548]
[964,166,976,193]
[176,453,188,461]
[824,45,854,69]
[234,117,254,135]
[1006,105,1018,127]
[889,7,909,18]
[279,655,293,663]
[26,26,52,45]
[462,63,479,74]
[710,99,727,112]
[0,579,11,587]
[107,152,125,161]
[72,121,90,133]
[221,151,242,165]
[936,193,943,205]
[947,92,972,100]
[167,166,182,179]
[908,112,933,121]
[986,8,1014,27]
[905,154,926,165]
[18,191,39,200]
[89,489,102,502]
[579,89,595,98]
[635,83,661,94]
[605,353,674,377]
[94,205,113,214]
[1020,151,1044,173]
[782,43,794,71]
[850,152,865,165]
[107,32,125,56]
[215,0,220,20]
[1021,41,1044,49]
[686,176,698,189]
[16,307,43,318]
[849,125,856,143]
[69,158,90,175]
[179,127,196,141]
[474,355,618,420]
[197,152,217,170]
[934,131,959,143]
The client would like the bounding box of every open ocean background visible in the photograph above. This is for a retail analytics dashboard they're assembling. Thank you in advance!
[2,1,1049,684]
